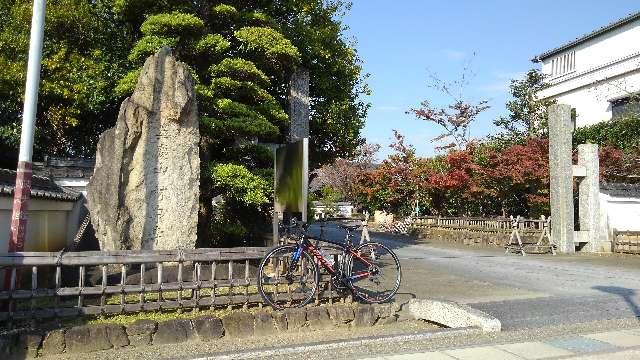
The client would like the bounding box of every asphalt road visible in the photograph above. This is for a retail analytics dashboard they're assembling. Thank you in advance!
[353,228,640,331]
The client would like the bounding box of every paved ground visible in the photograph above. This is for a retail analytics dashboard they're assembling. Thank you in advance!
[376,233,640,330]
[359,327,640,359]
[309,223,640,330]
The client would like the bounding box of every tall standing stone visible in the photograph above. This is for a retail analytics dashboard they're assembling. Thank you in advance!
[87,47,200,250]
[548,104,574,253]
[578,144,605,252]
[273,69,311,242]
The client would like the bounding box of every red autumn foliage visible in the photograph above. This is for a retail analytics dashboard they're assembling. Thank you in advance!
[348,135,627,218]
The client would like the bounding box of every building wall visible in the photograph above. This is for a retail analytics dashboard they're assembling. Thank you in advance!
[548,70,640,127]
[538,19,640,127]
[311,202,354,219]
[0,197,78,253]
[599,193,640,249]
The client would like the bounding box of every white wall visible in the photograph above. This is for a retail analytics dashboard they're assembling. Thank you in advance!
[0,197,77,253]
[599,193,640,246]
[311,202,354,219]
[549,70,640,127]
[538,18,640,127]
[542,20,640,76]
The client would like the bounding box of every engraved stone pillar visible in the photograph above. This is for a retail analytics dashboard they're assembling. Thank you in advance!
[287,68,310,142]
[548,104,575,253]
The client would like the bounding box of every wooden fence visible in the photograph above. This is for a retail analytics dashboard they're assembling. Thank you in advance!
[0,247,340,323]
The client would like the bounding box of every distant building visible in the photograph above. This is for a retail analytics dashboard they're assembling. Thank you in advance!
[311,201,354,220]
[533,11,640,128]
[33,156,95,194]
[0,169,84,252]
[0,157,95,253]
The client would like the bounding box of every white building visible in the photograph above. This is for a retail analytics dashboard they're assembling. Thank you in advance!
[0,169,85,252]
[533,11,640,128]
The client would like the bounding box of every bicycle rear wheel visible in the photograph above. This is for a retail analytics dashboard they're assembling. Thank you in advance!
[257,245,318,310]
[345,242,401,303]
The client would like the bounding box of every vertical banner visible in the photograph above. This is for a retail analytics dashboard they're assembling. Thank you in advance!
[273,138,309,243]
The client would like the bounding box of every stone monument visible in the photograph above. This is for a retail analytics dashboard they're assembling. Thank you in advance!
[87,47,200,250]
[548,104,575,253]
[548,104,611,253]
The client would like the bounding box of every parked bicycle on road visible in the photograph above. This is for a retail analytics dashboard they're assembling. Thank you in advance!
[257,219,402,310]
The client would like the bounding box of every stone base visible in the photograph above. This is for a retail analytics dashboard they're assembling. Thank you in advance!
[407,298,501,332]
[0,302,413,356]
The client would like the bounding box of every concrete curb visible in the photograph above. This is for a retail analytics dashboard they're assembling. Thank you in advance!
[407,298,501,332]
[185,327,481,360]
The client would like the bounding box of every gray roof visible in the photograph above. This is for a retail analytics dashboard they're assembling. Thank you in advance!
[33,156,95,180]
[532,11,640,62]
[0,168,81,202]
[601,183,640,197]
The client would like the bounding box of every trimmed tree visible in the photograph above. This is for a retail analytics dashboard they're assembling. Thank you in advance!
[113,1,368,246]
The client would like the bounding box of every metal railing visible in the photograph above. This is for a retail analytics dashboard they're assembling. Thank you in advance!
[0,247,340,323]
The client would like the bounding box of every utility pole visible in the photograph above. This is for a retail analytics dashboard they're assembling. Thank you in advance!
[8,0,46,253]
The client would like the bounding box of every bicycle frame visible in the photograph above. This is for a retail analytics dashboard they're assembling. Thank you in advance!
[290,236,375,282]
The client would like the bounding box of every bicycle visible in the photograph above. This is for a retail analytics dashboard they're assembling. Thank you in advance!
[257,220,402,310]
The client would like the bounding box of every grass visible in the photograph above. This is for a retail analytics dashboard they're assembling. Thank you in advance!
[87,305,272,326]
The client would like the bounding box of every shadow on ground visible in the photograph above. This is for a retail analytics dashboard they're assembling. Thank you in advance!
[593,285,640,317]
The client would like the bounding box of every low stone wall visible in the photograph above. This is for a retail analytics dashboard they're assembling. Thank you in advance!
[1,303,401,358]
[414,227,541,248]
[410,216,549,249]
[614,231,640,254]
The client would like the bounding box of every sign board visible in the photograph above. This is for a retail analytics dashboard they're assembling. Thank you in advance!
[274,138,309,221]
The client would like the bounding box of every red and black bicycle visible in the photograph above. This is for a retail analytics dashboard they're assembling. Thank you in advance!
[257,221,402,310]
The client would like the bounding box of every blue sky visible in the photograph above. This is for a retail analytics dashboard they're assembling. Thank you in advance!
[342,1,640,158]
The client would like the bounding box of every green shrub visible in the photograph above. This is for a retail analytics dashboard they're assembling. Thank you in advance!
[211,4,238,21]
[201,115,279,140]
[128,36,178,63]
[573,113,640,152]
[140,12,204,37]
[114,68,141,96]
[234,27,300,68]
[207,77,274,103]
[209,58,270,87]
[208,163,271,206]
[241,11,272,26]
[195,33,231,56]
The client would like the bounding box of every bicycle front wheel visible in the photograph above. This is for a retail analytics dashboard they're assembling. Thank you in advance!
[257,245,319,310]
[345,242,401,303]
